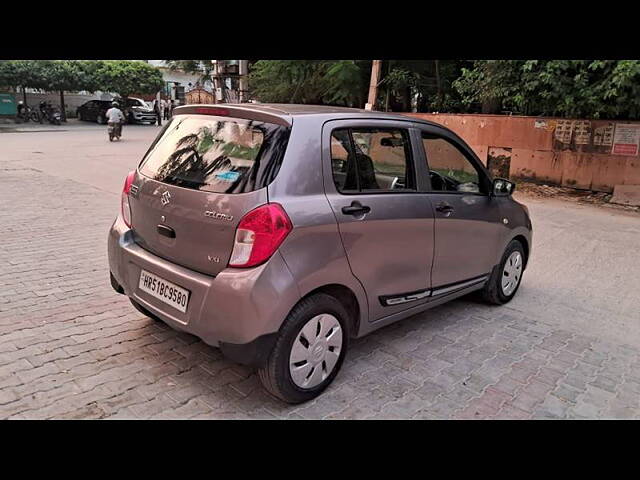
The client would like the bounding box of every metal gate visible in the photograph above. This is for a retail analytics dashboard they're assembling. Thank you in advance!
[185,88,215,105]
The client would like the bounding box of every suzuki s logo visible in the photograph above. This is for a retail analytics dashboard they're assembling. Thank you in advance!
[160,191,171,206]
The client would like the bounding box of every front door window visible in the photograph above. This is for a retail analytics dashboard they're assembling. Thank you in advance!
[422,133,485,194]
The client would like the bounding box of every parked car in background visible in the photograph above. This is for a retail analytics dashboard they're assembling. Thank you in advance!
[77,97,156,125]
[76,100,110,124]
[108,104,533,403]
[123,97,156,124]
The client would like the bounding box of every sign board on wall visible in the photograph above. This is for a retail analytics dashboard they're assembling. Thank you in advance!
[593,123,614,146]
[612,124,640,156]
[554,119,574,144]
[573,121,591,145]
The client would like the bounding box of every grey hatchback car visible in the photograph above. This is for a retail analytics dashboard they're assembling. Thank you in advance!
[108,104,532,403]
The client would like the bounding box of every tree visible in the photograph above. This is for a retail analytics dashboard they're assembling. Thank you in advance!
[96,60,164,100]
[0,60,106,119]
[0,60,49,104]
[453,60,640,119]
[248,60,368,107]
[46,61,102,121]
[379,60,471,113]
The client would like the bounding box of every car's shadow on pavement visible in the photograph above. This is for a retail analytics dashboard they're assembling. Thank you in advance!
[113,290,518,420]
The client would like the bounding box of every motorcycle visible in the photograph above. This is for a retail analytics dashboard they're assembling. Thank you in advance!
[16,105,40,123]
[38,102,62,125]
[108,121,123,141]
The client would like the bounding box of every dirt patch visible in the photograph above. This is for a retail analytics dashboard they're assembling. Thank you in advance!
[515,181,640,213]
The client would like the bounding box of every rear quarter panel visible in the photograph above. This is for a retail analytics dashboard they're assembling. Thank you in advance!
[268,116,369,334]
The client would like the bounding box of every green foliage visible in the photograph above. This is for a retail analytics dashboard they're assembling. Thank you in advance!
[0,60,50,90]
[379,60,471,112]
[96,60,164,98]
[0,60,163,96]
[43,60,102,93]
[248,60,367,106]
[453,60,640,119]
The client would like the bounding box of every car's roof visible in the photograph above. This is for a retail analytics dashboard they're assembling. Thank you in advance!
[175,103,441,128]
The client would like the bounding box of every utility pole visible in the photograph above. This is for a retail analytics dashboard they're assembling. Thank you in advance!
[211,60,227,103]
[239,60,249,103]
[365,60,382,111]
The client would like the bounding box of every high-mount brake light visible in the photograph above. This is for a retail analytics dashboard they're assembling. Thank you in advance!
[194,107,229,116]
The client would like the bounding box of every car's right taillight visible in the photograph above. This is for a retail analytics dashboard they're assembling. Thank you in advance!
[229,203,292,268]
[121,171,135,228]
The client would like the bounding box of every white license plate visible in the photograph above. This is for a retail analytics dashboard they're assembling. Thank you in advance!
[138,269,190,313]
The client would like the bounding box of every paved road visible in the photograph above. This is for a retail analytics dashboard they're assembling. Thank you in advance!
[1,127,639,419]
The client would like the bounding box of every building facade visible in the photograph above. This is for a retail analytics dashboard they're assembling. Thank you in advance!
[145,60,213,105]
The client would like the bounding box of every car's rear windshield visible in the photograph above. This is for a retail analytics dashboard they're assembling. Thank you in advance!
[139,114,290,193]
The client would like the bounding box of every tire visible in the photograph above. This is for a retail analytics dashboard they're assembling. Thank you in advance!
[481,239,525,305]
[258,293,350,404]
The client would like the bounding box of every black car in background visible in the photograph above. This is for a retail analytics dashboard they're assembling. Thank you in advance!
[76,97,156,125]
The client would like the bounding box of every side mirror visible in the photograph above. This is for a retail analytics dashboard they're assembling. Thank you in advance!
[492,177,516,197]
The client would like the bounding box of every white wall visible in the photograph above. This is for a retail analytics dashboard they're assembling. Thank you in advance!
[147,60,213,92]
[16,92,101,112]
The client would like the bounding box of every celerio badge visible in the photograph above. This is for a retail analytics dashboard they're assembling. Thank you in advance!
[204,211,234,221]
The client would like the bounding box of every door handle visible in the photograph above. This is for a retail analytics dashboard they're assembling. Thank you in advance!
[341,202,371,216]
[435,202,454,215]
[157,224,176,238]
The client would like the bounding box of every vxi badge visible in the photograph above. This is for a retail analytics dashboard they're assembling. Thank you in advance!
[204,211,234,221]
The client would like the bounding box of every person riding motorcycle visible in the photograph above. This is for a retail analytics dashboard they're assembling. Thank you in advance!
[105,101,125,139]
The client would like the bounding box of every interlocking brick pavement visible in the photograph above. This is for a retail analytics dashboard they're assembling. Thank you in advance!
[1,165,640,419]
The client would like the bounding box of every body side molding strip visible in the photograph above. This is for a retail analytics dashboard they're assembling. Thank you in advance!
[431,274,489,297]
[379,288,431,307]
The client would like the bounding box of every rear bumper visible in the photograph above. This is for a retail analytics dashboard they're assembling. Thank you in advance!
[107,215,301,364]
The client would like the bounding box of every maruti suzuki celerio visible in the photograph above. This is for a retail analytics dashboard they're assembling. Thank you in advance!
[108,104,532,403]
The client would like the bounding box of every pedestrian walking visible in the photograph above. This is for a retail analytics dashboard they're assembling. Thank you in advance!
[167,99,173,119]
[153,97,162,126]
[161,97,168,120]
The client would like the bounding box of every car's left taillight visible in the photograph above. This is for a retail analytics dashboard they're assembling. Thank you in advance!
[229,203,293,268]
[121,171,135,228]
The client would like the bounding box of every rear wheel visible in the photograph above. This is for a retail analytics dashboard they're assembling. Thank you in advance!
[481,239,525,305]
[258,293,349,404]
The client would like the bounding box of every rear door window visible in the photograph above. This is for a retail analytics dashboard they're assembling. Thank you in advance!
[139,115,290,193]
[330,127,415,193]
